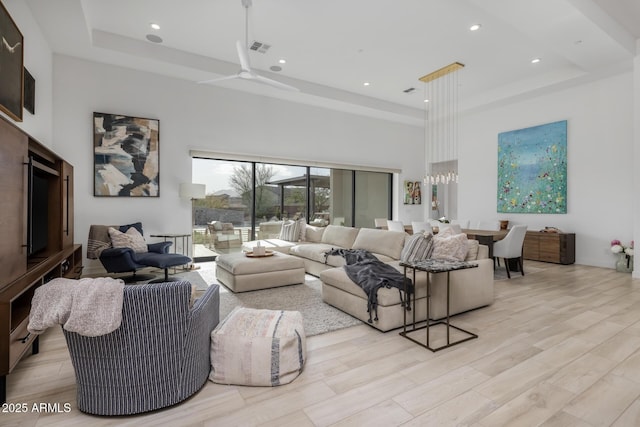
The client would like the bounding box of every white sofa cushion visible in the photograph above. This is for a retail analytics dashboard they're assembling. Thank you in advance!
[242,239,297,254]
[352,228,406,260]
[465,240,480,261]
[289,243,347,267]
[303,225,325,242]
[321,225,359,249]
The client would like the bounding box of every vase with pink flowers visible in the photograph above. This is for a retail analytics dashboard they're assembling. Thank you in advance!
[611,239,634,273]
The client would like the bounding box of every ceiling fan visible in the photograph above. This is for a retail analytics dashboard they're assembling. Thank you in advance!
[198,0,299,92]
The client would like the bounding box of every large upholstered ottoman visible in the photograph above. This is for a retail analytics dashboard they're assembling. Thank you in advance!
[215,251,305,292]
[209,307,306,386]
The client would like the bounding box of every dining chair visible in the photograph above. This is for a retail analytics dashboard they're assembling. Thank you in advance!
[374,218,388,229]
[476,220,501,231]
[411,221,432,234]
[439,223,462,234]
[492,224,528,278]
[429,219,441,227]
[451,219,470,229]
[386,220,406,232]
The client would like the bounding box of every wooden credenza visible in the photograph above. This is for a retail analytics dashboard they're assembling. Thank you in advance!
[0,115,81,403]
[523,231,575,264]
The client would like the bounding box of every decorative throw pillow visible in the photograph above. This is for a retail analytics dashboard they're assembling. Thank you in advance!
[108,226,148,253]
[279,220,302,242]
[431,231,469,261]
[119,222,143,235]
[465,239,480,261]
[210,221,223,231]
[297,219,307,242]
[303,225,325,242]
[401,232,434,263]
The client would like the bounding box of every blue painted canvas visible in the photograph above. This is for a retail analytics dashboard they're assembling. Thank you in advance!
[497,120,567,214]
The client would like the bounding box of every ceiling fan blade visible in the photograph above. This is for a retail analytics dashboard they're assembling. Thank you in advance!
[236,40,251,72]
[252,74,300,92]
[197,74,240,85]
[197,1,299,93]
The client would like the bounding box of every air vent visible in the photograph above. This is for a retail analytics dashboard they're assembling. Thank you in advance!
[403,87,416,93]
[250,41,271,54]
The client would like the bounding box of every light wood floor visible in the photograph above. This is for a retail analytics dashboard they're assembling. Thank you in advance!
[5,261,640,426]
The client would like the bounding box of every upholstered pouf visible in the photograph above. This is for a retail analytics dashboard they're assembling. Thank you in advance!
[210,307,306,386]
[215,251,305,292]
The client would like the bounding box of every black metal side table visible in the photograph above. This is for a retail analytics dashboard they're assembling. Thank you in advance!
[399,259,478,352]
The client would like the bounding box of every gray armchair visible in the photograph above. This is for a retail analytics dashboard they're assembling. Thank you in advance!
[63,281,219,415]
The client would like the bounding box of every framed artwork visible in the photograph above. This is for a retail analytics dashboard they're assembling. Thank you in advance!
[93,112,160,197]
[23,67,34,114]
[0,1,24,122]
[497,120,567,214]
[431,185,438,210]
[403,180,421,205]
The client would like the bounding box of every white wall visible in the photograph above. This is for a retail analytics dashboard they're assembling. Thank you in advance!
[51,55,424,271]
[13,0,635,272]
[459,72,634,268]
[633,42,640,278]
[2,0,52,144]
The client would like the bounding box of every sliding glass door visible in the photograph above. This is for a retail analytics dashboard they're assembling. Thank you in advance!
[355,171,391,228]
[191,157,392,259]
[254,163,307,239]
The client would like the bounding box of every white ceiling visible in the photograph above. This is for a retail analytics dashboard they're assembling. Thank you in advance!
[25,0,640,126]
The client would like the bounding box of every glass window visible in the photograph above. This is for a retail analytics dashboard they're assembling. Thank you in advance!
[254,163,306,239]
[329,169,353,226]
[192,158,252,257]
[355,171,391,228]
[309,167,331,226]
[191,157,392,258]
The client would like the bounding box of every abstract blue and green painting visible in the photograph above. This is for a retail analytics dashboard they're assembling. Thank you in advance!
[497,120,567,214]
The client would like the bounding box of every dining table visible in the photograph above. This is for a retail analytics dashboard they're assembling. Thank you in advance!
[461,228,508,258]
[384,224,509,256]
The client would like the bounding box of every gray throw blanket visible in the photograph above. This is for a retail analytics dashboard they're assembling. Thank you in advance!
[28,277,125,337]
[87,224,115,259]
[325,249,413,323]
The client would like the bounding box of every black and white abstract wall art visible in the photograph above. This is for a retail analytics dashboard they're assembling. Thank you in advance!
[93,112,160,197]
[0,1,24,122]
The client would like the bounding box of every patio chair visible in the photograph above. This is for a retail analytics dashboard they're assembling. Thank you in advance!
[206,221,243,250]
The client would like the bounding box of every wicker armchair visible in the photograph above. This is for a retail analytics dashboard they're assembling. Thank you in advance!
[63,281,220,415]
[206,221,242,250]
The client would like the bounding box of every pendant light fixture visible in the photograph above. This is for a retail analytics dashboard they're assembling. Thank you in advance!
[421,62,464,186]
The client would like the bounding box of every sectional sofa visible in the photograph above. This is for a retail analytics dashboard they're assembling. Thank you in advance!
[242,224,494,332]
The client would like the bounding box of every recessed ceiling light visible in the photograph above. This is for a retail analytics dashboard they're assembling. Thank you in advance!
[146,34,163,43]
[531,58,541,64]
[363,82,370,86]
[270,65,282,72]
[469,24,482,31]
[150,23,160,30]
[278,59,286,64]
[424,99,429,103]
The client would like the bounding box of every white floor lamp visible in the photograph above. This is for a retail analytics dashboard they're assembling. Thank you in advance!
[179,183,206,268]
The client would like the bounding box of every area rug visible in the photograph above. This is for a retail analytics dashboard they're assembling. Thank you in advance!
[174,261,543,332]
[177,265,362,336]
